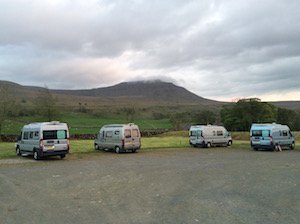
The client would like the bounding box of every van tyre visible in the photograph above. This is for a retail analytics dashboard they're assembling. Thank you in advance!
[60,154,66,159]
[115,146,121,154]
[227,140,232,146]
[16,147,21,156]
[206,142,211,148]
[290,142,295,150]
[132,149,137,153]
[94,144,99,150]
[33,151,40,160]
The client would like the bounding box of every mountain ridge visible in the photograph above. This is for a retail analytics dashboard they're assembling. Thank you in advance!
[0,80,299,109]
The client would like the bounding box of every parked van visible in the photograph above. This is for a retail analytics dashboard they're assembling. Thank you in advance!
[16,121,70,160]
[250,123,295,150]
[189,125,232,148]
[94,123,141,153]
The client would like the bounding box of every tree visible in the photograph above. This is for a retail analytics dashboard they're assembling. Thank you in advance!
[122,106,136,123]
[34,86,60,121]
[221,98,277,131]
[277,107,300,131]
[193,110,216,125]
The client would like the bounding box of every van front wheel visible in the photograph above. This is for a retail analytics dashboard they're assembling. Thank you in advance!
[290,142,295,150]
[16,147,21,156]
[115,146,121,154]
[33,151,40,160]
[227,141,232,146]
[206,142,211,148]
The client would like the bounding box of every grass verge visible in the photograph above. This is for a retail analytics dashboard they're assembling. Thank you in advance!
[0,137,299,160]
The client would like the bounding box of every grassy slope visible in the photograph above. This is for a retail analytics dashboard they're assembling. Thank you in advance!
[2,113,172,135]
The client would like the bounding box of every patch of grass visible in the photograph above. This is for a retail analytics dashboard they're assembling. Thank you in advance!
[0,137,299,159]
[142,137,189,149]
[0,142,16,159]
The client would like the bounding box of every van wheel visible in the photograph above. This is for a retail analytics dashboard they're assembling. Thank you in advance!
[94,144,99,150]
[206,142,211,148]
[227,141,232,146]
[132,149,137,153]
[16,147,21,156]
[290,142,295,150]
[33,151,40,160]
[60,154,66,159]
[115,146,121,154]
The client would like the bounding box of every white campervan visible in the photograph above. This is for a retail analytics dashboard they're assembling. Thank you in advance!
[94,123,141,153]
[16,121,70,160]
[189,125,232,148]
[250,123,295,151]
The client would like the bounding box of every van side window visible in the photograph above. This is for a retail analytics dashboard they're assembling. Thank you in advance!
[29,132,34,139]
[34,131,39,137]
[282,130,288,136]
[213,131,216,136]
[114,130,120,135]
[23,132,29,140]
[132,129,139,137]
[106,131,113,137]
[125,129,131,138]
[217,131,223,136]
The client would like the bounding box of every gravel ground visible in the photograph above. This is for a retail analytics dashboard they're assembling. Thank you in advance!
[0,148,299,224]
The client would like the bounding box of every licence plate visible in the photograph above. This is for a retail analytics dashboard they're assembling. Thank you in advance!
[45,145,55,149]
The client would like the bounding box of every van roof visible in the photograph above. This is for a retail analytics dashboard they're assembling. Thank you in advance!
[190,125,225,129]
[251,123,289,130]
[102,123,139,128]
[22,121,68,130]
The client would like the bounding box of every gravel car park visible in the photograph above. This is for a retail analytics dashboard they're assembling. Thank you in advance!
[0,148,299,224]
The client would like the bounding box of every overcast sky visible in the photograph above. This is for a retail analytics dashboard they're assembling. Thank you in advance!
[0,0,299,101]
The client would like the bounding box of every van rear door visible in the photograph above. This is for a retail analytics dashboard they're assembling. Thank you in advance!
[124,129,132,149]
[251,129,271,146]
[42,130,68,151]
[132,128,140,149]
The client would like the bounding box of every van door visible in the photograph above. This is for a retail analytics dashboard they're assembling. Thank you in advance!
[280,130,290,146]
[132,128,140,149]
[21,131,31,152]
[42,130,68,151]
[124,129,132,149]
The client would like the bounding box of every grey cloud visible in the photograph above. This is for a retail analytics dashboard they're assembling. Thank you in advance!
[0,0,300,100]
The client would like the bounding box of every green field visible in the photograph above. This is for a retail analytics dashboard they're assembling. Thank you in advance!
[1,113,172,135]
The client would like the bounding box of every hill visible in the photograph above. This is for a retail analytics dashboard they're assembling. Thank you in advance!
[1,80,299,109]
[0,80,223,107]
[52,80,220,105]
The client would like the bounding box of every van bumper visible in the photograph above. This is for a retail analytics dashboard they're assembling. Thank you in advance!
[251,142,274,150]
[39,149,69,157]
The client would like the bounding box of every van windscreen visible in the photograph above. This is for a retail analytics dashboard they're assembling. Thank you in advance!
[43,130,67,140]
[190,130,201,137]
[252,130,270,137]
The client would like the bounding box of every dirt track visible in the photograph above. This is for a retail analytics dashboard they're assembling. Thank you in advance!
[0,148,299,224]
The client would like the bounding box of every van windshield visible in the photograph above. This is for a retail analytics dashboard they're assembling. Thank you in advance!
[252,130,270,137]
[43,130,67,140]
[190,130,201,137]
